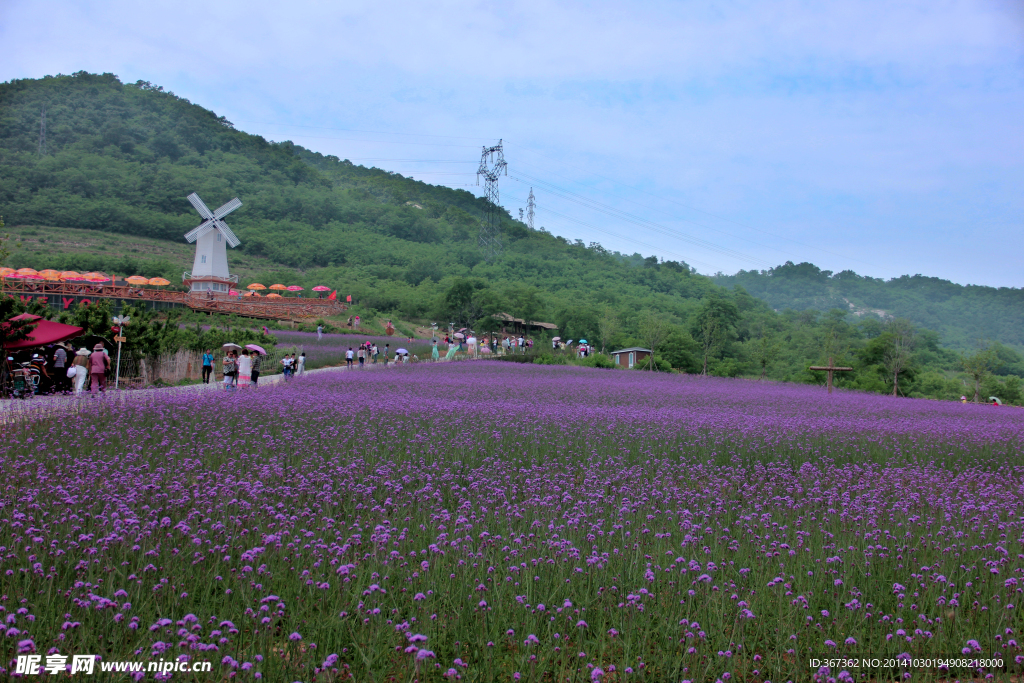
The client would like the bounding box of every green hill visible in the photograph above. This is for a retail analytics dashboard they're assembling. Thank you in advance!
[1,71,1022,402]
[713,262,1024,351]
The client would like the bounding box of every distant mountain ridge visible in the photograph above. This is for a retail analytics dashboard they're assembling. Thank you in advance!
[714,262,1024,351]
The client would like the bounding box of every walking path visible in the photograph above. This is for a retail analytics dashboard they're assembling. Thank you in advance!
[0,359,402,425]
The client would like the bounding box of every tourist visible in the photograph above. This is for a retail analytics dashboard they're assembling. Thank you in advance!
[281,353,294,379]
[431,341,439,361]
[961,395,968,404]
[317,324,323,340]
[201,348,214,384]
[72,348,90,396]
[297,352,306,375]
[384,344,390,366]
[357,346,365,368]
[251,351,262,387]
[237,349,252,388]
[371,344,379,364]
[223,351,237,391]
[517,335,525,353]
[52,344,68,393]
[90,343,110,396]
[354,315,360,328]
[345,347,354,368]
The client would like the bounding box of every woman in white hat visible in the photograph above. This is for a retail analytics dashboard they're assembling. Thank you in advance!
[72,348,90,396]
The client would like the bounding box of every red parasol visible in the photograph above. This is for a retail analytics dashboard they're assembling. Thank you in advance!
[2,314,84,350]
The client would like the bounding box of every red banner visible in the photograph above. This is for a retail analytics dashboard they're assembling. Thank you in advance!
[327,290,337,300]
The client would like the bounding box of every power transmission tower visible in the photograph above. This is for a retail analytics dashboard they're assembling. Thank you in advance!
[476,139,506,261]
[526,187,535,230]
[38,107,46,156]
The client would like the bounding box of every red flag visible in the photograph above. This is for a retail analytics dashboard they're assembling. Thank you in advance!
[346,294,352,302]
[327,290,337,300]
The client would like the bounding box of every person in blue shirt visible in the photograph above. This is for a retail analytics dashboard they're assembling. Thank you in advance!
[201,349,214,384]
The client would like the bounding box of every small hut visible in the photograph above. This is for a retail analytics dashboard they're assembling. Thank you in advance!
[609,347,651,369]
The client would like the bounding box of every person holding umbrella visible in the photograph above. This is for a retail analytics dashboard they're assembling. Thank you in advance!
[222,344,240,391]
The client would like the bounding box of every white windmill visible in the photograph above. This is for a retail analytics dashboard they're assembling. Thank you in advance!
[182,192,242,294]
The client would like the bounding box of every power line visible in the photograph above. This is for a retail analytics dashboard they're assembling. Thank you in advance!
[502,189,717,271]
[232,119,489,140]
[264,133,480,148]
[506,141,875,268]
[510,174,773,268]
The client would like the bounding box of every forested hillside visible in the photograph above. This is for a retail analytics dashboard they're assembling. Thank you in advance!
[1,71,1021,402]
[714,262,1024,351]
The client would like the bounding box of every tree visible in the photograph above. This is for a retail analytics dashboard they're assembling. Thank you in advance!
[882,318,915,397]
[690,297,739,375]
[638,311,670,372]
[751,328,781,380]
[597,309,620,354]
[959,344,996,403]
[503,285,542,332]
[439,279,492,328]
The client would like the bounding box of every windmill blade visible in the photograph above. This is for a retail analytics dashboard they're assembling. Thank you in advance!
[184,220,215,243]
[213,197,242,219]
[187,193,214,219]
[215,220,241,248]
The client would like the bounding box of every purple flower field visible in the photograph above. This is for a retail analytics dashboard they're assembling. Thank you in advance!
[2,363,1022,682]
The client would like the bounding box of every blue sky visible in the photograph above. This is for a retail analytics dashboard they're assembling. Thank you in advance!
[2,0,1022,286]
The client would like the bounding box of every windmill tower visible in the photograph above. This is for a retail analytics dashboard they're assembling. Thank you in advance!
[182,192,242,294]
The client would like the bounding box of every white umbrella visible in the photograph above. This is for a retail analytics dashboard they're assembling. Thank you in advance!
[222,343,242,350]
[552,337,561,342]
[453,333,465,340]
[396,348,409,355]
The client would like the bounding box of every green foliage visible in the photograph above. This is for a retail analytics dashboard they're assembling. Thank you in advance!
[715,261,1024,350]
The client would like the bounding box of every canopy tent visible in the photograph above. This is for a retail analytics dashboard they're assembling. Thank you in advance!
[2,314,84,351]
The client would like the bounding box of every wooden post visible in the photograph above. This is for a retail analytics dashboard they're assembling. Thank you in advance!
[808,356,854,394]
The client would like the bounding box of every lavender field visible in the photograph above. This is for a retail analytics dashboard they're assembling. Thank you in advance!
[2,363,1022,682]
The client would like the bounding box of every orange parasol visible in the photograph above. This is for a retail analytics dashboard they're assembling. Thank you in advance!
[83,272,110,282]
[125,276,150,285]
[38,269,62,281]
[147,277,171,286]
[244,290,261,297]
[59,270,84,281]
[266,293,282,298]
[269,284,287,291]
[247,283,266,290]
[15,268,39,277]
[0,267,16,277]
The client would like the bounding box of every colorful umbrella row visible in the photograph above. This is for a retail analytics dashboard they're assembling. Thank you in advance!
[0,268,170,286]
[244,283,324,291]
